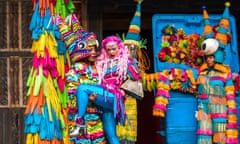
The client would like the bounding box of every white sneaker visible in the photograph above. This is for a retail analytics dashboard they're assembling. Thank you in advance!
[69,125,87,137]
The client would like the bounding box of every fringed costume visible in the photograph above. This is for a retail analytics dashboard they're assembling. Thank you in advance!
[117,0,149,143]
[66,62,106,144]
[196,2,238,143]
[196,63,238,143]
[57,13,106,144]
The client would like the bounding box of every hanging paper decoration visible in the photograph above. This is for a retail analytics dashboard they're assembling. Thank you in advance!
[55,0,75,18]
[151,72,170,117]
[24,1,68,144]
[142,68,198,117]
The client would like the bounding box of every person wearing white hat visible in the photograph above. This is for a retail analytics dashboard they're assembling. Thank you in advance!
[195,3,238,143]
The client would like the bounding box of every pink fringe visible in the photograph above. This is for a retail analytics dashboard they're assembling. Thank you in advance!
[86,132,105,140]
[210,76,226,82]
[58,78,65,92]
[183,70,188,82]
[227,108,237,114]
[32,52,39,68]
[157,74,168,82]
[196,129,212,135]
[226,94,236,100]
[210,113,227,118]
[153,104,167,111]
[156,89,169,98]
[226,122,238,129]
[198,94,208,99]
[43,69,49,76]
[226,138,238,144]
[68,88,76,94]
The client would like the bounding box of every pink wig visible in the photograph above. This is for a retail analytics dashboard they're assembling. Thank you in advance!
[96,35,129,84]
[100,36,125,58]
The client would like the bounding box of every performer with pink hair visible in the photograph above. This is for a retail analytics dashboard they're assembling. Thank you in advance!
[72,35,141,144]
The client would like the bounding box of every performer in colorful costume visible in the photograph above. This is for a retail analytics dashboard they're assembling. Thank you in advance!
[196,2,238,143]
[117,0,149,143]
[57,14,107,143]
[70,35,141,144]
[123,0,149,71]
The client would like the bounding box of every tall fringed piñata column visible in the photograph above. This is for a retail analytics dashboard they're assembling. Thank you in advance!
[117,0,150,143]
[56,11,107,144]
[54,1,79,144]
[196,2,238,143]
[24,0,75,143]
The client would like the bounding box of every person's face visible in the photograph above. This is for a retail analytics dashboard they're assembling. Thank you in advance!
[125,44,137,58]
[105,42,120,58]
[87,45,98,62]
[206,55,215,67]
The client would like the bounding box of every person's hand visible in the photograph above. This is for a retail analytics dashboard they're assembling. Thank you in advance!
[89,93,98,101]
[60,35,64,41]
[120,89,125,96]
[120,89,127,102]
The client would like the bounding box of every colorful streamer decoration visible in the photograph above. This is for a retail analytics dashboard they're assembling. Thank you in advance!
[24,1,74,143]
[142,68,198,117]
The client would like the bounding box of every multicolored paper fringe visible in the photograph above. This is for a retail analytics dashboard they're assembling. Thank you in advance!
[142,69,198,117]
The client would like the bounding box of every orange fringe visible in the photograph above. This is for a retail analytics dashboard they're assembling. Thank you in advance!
[196,110,210,121]
[24,84,45,114]
[38,138,62,144]
[213,132,226,143]
[210,96,227,105]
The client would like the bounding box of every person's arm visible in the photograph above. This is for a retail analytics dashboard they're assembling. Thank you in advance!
[225,68,238,142]
[126,57,141,81]
[121,58,144,99]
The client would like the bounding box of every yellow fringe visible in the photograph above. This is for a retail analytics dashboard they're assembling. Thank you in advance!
[186,69,197,85]
[156,82,169,90]
[226,129,238,137]
[155,97,168,105]
[227,101,236,108]
[214,63,229,73]
[146,75,152,92]
[116,97,137,142]
[46,75,61,121]
[227,115,237,122]
[25,133,40,144]
[225,85,235,91]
